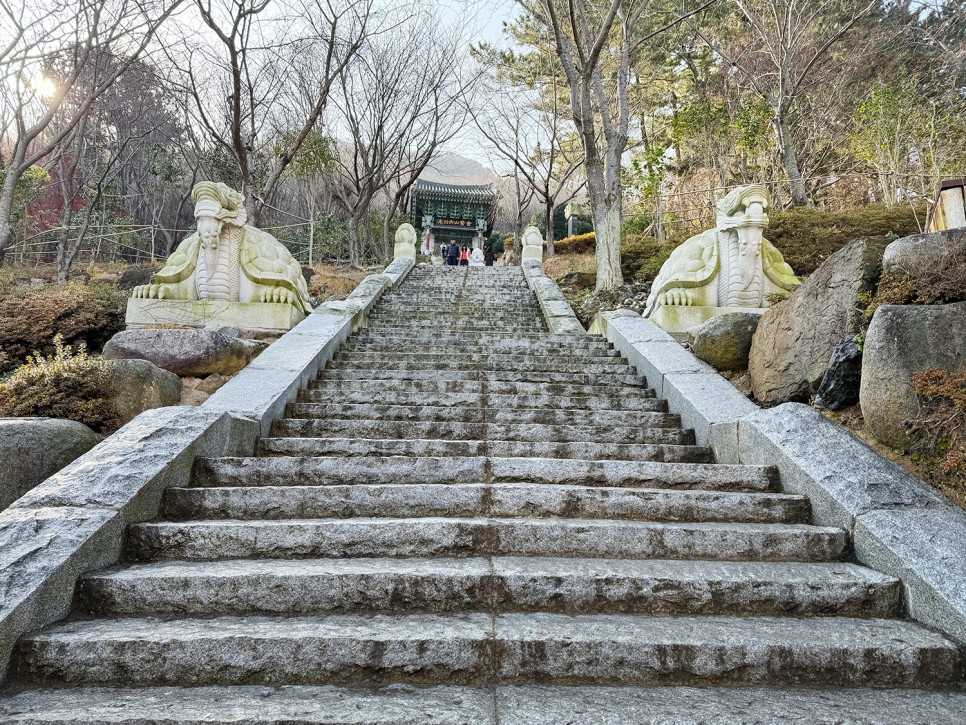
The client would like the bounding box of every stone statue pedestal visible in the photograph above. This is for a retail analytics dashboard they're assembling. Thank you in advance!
[650,305,765,341]
[125,298,305,334]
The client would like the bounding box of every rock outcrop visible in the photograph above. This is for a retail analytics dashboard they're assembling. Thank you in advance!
[103,329,256,377]
[106,360,183,425]
[814,337,863,411]
[883,228,966,276]
[860,302,966,450]
[688,312,761,372]
[0,418,101,509]
[749,237,887,405]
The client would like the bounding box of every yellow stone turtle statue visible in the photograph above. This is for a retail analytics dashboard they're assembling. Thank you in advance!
[643,185,800,331]
[133,181,311,315]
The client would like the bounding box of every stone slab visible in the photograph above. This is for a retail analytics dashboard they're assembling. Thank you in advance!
[649,305,764,341]
[125,298,303,333]
[0,685,495,724]
[854,507,966,643]
[522,260,585,335]
[0,507,123,682]
[11,408,256,521]
[736,404,949,534]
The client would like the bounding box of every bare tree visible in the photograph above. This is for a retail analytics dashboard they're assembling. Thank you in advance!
[0,0,183,264]
[470,36,584,258]
[171,0,372,226]
[329,10,475,266]
[688,0,878,206]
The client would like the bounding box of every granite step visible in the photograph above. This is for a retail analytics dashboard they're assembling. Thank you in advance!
[18,614,957,688]
[256,437,713,463]
[127,518,845,562]
[269,419,696,446]
[284,403,679,426]
[298,389,666,412]
[161,482,808,523]
[351,334,611,350]
[306,378,656,399]
[316,369,647,387]
[324,360,633,375]
[5,684,966,724]
[335,350,623,364]
[192,456,777,491]
[339,343,621,358]
[78,557,899,618]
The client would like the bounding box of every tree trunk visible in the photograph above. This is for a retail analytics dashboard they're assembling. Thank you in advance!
[347,214,361,267]
[0,158,23,265]
[593,200,622,291]
[774,115,809,207]
[545,199,555,257]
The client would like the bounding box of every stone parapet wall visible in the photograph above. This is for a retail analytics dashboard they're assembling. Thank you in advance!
[522,260,585,335]
[0,259,415,681]
[591,307,966,644]
[204,259,413,436]
[0,408,257,682]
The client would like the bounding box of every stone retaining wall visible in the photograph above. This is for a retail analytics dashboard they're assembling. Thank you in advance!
[591,308,966,643]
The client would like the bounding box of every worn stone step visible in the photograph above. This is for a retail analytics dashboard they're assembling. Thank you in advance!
[316,369,647,387]
[336,350,622,365]
[192,456,776,491]
[306,378,655,399]
[5,685,966,725]
[351,334,611,350]
[162,483,808,523]
[18,613,957,688]
[325,360,633,375]
[78,557,899,618]
[341,343,620,358]
[256,437,713,463]
[270,419,695,446]
[127,518,844,562]
[285,403,678,426]
[299,389,666,412]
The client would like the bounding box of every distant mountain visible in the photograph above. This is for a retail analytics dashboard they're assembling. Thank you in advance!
[420,154,499,185]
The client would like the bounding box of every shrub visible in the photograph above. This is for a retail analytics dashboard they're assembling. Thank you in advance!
[555,232,597,255]
[908,368,966,487]
[0,281,127,372]
[766,203,926,275]
[0,335,120,433]
[621,236,675,283]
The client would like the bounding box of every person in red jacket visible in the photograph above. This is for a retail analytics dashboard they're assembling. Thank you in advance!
[459,245,470,266]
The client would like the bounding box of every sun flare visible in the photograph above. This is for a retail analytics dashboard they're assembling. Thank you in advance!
[30,74,57,101]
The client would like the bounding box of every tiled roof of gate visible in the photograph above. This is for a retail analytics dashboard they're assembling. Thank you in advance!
[413,179,497,203]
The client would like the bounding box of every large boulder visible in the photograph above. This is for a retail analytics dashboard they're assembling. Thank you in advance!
[883,228,966,276]
[749,236,888,405]
[688,312,761,372]
[860,302,966,450]
[106,359,182,425]
[0,418,101,509]
[103,329,255,377]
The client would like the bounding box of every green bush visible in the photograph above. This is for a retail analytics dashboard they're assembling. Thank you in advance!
[621,236,675,283]
[0,281,127,372]
[0,335,120,433]
[766,203,926,275]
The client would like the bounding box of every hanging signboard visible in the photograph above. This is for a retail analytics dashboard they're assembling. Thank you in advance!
[434,218,476,229]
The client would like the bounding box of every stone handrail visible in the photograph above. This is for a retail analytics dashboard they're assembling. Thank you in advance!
[0,258,414,680]
[522,260,585,335]
[591,307,966,644]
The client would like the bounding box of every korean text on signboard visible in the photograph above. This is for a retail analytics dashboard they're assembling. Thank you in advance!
[435,218,474,229]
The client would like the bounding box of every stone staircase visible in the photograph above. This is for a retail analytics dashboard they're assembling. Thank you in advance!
[2,264,965,722]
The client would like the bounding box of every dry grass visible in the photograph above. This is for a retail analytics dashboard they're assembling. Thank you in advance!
[308,263,374,301]
[543,253,597,281]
